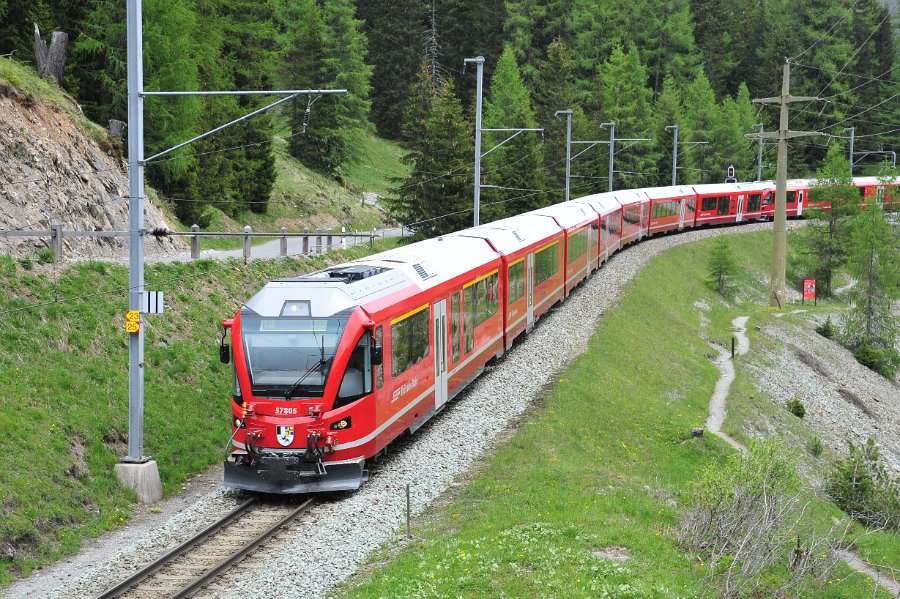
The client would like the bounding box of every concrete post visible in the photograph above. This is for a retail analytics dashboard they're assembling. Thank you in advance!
[317,229,323,254]
[326,230,333,252]
[303,228,309,255]
[243,225,252,261]
[190,224,200,259]
[280,227,287,257]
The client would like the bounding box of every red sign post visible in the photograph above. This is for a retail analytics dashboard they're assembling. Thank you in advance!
[802,278,816,305]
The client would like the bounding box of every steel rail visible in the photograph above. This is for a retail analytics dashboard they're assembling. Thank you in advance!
[94,497,258,599]
[169,497,315,598]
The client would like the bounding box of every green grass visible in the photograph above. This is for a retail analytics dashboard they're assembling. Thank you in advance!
[0,239,399,584]
[339,230,893,599]
[178,120,409,251]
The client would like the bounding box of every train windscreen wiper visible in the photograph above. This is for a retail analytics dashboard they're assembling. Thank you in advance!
[284,333,329,400]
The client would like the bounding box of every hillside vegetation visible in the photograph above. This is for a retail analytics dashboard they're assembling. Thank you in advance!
[339,231,899,598]
[0,240,399,583]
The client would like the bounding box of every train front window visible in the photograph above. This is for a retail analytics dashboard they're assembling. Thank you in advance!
[240,313,347,398]
[334,332,373,408]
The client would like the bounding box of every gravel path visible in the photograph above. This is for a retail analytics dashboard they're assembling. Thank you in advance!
[2,223,775,599]
[706,316,750,453]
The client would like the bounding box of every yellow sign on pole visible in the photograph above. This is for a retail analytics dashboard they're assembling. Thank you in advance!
[126,310,140,334]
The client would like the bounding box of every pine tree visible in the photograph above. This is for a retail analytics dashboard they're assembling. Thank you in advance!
[707,235,737,295]
[482,45,546,219]
[504,0,569,88]
[533,39,584,192]
[596,46,657,191]
[841,166,900,372]
[357,0,426,139]
[387,64,471,239]
[681,73,718,183]
[436,0,505,108]
[791,144,859,298]
[651,76,683,185]
[292,0,372,174]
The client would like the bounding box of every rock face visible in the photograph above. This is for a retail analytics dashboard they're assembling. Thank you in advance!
[0,83,184,261]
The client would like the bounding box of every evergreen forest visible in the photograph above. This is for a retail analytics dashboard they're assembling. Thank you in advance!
[1,0,897,235]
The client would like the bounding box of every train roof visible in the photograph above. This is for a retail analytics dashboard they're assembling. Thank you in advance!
[531,202,596,229]
[642,185,696,200]
[612,189,647,206]
[447,212,562,254]
[852,176,900,186]
[569,191,621,215]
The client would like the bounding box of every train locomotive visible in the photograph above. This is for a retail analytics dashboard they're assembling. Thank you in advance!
[220,176,898,494]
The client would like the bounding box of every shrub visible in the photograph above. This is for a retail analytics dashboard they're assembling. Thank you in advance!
[808,437,823,458]
[786,398,806,418]
[852,344,899,379]
[826,438,900,530]
[18,257,33,271]
[681,439,841,598]
[36,248,54,264]
[815,317,836,339]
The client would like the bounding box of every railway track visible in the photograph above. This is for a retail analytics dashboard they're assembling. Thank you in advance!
[95,496,315,599]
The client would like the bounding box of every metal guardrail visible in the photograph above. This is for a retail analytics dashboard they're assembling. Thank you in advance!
[0,223,382,261]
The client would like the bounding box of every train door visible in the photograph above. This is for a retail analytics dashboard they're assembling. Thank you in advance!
[526,253,535,329]
[433,300,448,410]
[797,190,804,216]
[736,195,744,222]
[678,199,686,230]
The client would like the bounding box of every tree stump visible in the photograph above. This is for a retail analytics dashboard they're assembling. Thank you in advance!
[33,24,68,87]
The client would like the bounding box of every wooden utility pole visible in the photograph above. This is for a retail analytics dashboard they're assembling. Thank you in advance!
[752,61,817,309]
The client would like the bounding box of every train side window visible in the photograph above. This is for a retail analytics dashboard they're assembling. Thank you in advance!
[374,325,383,389]
[567,228,588,264]
[534,241,559,286]
[451,292,461,362]
[786,190,797,204]
[717,196,730,215]
[701,197,717,211]
[390,305,429,378]
[747,193,761,212]
[507,261,525,305]
[463,285,475,354]
[335,331,373,408]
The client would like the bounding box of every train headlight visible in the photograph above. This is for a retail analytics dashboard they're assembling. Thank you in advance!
[234,417,245,428]
[330,417,351,430]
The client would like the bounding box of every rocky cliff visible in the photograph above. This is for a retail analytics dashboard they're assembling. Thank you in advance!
[0,75,184,261]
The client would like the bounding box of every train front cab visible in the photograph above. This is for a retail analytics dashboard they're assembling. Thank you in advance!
[853,176,900,211]
[760,180,809,219]
[449,214,564,350]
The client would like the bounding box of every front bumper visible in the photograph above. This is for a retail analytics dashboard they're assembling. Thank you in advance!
[224,455,367,494]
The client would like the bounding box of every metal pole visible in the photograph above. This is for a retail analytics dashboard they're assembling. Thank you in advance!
[755,123,764,181]
[125,0,146,462]
[465,57,485,226]
[606,122,615,192]
[555,110,572,202]
[665,125,678,185]
[844,126,855,176]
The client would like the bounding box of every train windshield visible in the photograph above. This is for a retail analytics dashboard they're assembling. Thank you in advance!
[240,313,348,398]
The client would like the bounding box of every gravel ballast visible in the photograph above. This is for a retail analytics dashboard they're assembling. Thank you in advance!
[2,223,776,599]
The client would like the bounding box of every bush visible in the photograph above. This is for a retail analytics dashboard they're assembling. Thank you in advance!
[815,317,836,339]
[786,398,806,418]
[680,439,840,598]
[18,257,33,271]
[36,248,54,264]
[852,344,899,379]
[826,438,900,530]
[808,437,824,458]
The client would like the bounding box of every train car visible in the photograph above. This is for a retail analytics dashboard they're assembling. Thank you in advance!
[760,179,810,219]
[532,203,597,296]
[448,213,564,348]
[853,176,900,210]
[220,235,505,493]
[614,189,649,245]
[643,186,697,235]
[568,192,622,267]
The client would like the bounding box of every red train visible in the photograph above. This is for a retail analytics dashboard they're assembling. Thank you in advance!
[219,176,898,493]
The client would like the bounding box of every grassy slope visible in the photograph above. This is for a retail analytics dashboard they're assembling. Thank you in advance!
[187,119,409,251]
[0,239,399,583]
[339,230,895,598]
